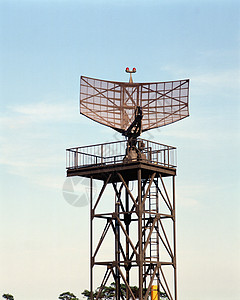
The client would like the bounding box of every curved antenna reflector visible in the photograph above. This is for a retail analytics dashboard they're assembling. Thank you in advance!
[80,76,189,133]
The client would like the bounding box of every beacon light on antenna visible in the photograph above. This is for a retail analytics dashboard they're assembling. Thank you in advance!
[125,67,136,73]
[66,68,190,300]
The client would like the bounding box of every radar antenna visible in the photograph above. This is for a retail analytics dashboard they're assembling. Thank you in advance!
[80,68,189,161]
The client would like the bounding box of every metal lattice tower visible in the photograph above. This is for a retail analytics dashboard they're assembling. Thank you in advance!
[66,68,190,300]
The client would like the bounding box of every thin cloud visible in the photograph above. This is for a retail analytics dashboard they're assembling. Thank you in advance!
[0,101,73,188]
[0,101,81,129]
[161,61,240,93]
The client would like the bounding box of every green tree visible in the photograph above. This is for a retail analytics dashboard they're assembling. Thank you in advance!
[160,292,168,299]
[81,290,91,300]
[82,284,169,299]
[2,294,14,300]
[101,283,115,299]
[59,292,79,300]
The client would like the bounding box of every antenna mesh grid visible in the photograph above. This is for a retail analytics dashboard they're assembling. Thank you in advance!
[80,76,189,132]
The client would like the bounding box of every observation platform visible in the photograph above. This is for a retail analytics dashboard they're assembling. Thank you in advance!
[66,139,176,182]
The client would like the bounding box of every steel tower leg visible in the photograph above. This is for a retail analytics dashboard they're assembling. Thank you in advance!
[115,192,120,300]
[138,169,143,300]
[125,181,130,300]
[173,176,177,300]
[90,177,93,300]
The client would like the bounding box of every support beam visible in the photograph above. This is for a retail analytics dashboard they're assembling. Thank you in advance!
[88,167,177,299]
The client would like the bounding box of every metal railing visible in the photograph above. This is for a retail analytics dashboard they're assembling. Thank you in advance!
[66,139,176,170]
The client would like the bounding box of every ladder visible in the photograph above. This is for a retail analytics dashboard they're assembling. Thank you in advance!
[143,178,159,295]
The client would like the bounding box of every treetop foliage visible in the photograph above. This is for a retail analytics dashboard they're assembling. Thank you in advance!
[59,291,79,300]
[82,283,168,299]
[2,295,14,300]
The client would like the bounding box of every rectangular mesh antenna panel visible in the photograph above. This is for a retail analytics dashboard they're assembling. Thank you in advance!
[80,76,189,133]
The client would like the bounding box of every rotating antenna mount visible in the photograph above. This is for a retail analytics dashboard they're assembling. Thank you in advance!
[123,67,143,161]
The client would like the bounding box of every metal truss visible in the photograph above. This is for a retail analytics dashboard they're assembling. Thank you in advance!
[89,169,177,300]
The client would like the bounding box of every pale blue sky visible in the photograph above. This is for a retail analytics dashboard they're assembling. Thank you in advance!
[0,0,240,299]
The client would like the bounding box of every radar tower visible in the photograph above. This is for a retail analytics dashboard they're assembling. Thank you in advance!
[66,68,190,300]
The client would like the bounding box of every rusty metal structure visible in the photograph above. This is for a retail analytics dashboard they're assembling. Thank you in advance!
[66,69,190,300]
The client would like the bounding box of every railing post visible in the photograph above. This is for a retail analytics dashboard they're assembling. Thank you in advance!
[149,147,152,162]
[101,144,103,165]
[66,150,68,169]
[74,149,78,168]
[168,146,170,167]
